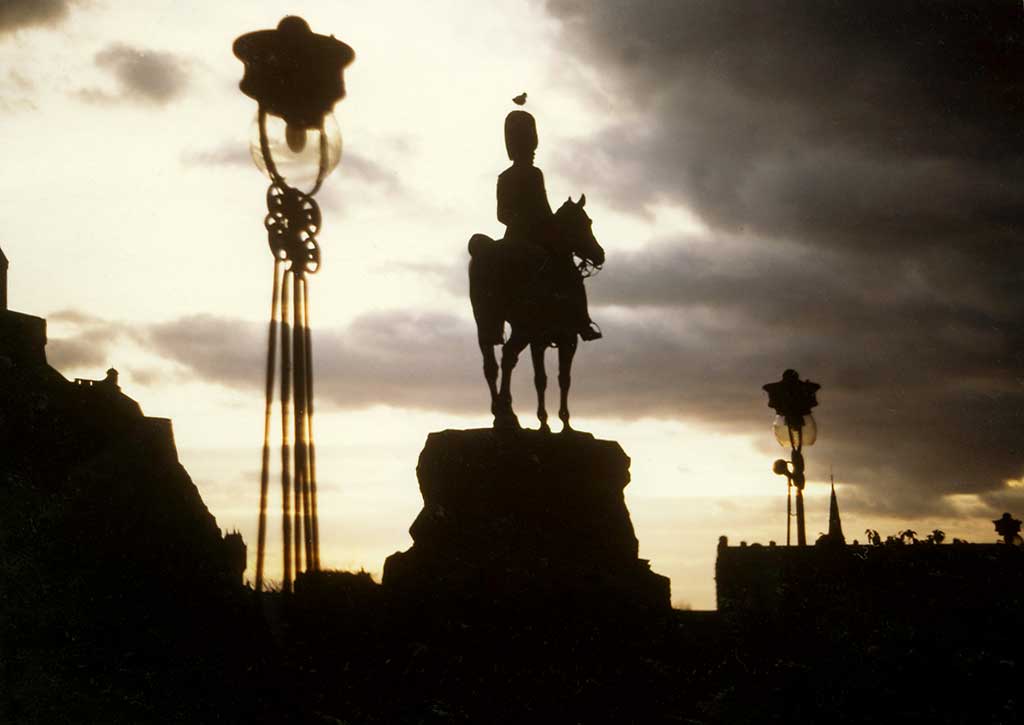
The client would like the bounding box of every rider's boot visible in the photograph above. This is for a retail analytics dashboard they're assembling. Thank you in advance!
[580,320,602,341]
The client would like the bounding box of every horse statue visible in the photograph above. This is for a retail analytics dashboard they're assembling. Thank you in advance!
[468,194,605,431]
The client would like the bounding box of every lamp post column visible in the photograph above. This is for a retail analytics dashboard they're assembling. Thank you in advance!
[234,16,354,593]
[791,447,806,546]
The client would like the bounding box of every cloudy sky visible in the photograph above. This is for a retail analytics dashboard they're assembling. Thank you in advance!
[2,1,1021,608]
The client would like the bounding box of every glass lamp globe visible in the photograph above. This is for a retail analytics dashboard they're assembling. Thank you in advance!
[773,414,817,448]
[250,112,342,191]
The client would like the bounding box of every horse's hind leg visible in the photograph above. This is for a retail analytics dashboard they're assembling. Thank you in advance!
[479,338,500,417]
[496,330,529,428]
[557,335,578,432]
[530,342,550,432]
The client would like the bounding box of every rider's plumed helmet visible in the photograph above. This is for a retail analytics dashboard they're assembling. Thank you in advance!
[504,110,538,161]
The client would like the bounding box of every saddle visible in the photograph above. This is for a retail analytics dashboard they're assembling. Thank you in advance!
[468,235,574,345]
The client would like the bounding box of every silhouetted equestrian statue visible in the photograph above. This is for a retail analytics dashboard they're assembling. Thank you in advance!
[468,99,604,431]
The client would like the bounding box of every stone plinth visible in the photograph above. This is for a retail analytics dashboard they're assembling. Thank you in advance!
[383,428,671,611]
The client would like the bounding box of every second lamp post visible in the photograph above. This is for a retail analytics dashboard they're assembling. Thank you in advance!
[764,369,820,546]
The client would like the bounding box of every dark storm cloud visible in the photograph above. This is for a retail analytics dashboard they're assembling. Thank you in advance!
[124,367,163,388]
[145,312,482,412]
[540,1,1024,515]
[78,43,190,105]
[547,1,1024,249]
[59,286,1017,517]
[179,136,407,225]
[48,309,101,325]
[0,0,72,34]
[47,337,108,370]
[45,309,137,371]
[593,240,1023,515]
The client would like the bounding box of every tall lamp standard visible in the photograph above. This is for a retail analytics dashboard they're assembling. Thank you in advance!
[234,17,355,593]
[763,370,820,546]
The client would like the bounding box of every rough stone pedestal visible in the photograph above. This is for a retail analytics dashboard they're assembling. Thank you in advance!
[383,428,671,611]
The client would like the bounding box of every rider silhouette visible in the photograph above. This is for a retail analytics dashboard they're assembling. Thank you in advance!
[498,108,601,341]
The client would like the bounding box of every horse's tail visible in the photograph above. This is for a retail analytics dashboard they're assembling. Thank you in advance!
[468,234,504,345]
[468,233,494,257]
[467,233,496,304]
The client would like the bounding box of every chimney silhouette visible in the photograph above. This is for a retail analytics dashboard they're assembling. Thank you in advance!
[0,247,48,367]
[1,245,8,311]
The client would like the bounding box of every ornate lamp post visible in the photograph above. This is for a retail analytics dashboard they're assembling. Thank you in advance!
[234,17,355,593]
[763,369,820,546]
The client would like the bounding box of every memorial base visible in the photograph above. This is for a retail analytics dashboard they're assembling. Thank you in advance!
[383,428,671,612]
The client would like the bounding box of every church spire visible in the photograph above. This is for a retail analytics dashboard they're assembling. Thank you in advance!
[828,472,845,544]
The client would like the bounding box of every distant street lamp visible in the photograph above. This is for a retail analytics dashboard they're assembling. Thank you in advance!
[993,512,1022,546]
[234,16,355,593]
[763,369,820,546]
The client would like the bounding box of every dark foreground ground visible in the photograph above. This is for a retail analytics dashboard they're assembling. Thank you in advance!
[5,566,1021,724]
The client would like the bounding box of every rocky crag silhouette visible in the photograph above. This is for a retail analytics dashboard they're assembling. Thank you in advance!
[0,258,276,723]
[0,297,244,592]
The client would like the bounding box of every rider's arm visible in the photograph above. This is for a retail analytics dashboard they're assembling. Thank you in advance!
[535,168,553,217]
[497,173,512,226]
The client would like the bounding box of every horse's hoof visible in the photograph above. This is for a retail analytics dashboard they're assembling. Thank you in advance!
[538,422,551,433]
[494,412,521,430]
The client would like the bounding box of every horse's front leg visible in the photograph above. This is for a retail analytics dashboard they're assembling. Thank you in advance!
[557,335,578,432]
[496,330,530,429]
[479,338,500,416]
[530,342,550,432]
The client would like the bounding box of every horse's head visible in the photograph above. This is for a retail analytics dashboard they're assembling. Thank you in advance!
[554,194,605,270]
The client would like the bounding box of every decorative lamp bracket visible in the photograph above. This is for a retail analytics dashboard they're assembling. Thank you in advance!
[265,183,322,275]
